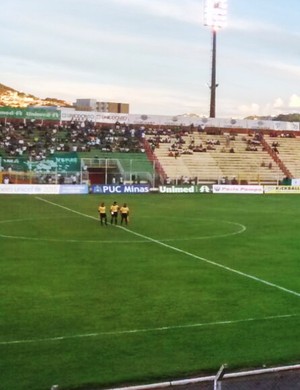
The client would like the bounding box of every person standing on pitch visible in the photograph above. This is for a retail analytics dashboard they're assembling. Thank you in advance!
[110,201,119,225]
[120,203,130,225]
[98,202,108,226]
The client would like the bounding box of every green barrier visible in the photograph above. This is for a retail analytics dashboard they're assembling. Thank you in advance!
[0,107,60,121]
[1,152,80,173]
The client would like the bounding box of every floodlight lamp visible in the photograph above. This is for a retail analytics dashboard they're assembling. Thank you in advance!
[204,0,227,30]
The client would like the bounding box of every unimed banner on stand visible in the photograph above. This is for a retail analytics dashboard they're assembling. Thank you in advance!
[0,107,60,121]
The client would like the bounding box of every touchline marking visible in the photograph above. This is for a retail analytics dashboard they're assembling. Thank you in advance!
[36,197,300,298]
[1,313,298,346]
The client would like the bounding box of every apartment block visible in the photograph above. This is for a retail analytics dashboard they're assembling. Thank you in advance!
[74,99,129,113]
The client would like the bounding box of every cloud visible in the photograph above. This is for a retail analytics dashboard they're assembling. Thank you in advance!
[270,95,300,115]
[234,95,300,119]
[289,94,300,108]
[229,18,266,32]
[236,103,261,117]
[109,0,203,24]
[268,62,300,78]
[273,98,284,108]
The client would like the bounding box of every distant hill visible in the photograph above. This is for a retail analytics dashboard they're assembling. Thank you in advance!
[0,83,17,94]
[0,83,72,108]
[241,114,300,122]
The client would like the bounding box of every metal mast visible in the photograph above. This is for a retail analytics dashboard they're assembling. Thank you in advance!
[204,0,227,118]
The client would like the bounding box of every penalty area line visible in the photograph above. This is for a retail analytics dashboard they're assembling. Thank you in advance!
[1,313,298,346]
[36,197,300,298]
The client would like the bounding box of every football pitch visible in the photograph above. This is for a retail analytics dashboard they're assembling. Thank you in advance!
[1,193,299,390]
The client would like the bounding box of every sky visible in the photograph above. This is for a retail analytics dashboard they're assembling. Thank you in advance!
[1,0,300,119]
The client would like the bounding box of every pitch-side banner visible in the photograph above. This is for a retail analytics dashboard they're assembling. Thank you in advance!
[90,184,150,194]
[0,184,60,194]
[264,185,300,194]
[0,184,88,194]
[291,179,300,186]
[213,185,264,194]
[158,185,213,193]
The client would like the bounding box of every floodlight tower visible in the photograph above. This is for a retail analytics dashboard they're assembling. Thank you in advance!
[204,0,227,118]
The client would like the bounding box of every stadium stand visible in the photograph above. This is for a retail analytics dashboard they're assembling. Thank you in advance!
[146,131,285,184]
[264,133,300,178]
[1,119,300,185]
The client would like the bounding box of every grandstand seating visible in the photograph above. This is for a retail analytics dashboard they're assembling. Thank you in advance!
[2,119,300,185]
[147,132,285,184]
[264,134,300,178]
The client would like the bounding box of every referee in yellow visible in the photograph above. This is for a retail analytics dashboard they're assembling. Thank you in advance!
[110,201,119,225]
[120,203,130,225]
[98,202,108,225]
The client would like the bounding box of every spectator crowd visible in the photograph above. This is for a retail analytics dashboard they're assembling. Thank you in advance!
[0,120,146,161]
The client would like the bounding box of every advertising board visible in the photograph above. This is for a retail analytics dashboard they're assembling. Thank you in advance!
[0,184,60,194]
[90,184,150,194]
[213,185,264,194]
[0,107,60,121]
[158,185,213,193]
[264,185,300,194]
[59,185,89,194]
[0,184,88,194]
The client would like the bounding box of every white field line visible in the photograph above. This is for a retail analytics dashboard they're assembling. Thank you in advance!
[1,197,299,347]
[36,197,300,298]
[1,313,298,346]
[0,217,245,243]
[120,226,300,298]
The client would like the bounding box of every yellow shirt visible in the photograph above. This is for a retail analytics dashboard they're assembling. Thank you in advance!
[98,206,106,214]
[120,206,129,215]
[110,204,119,213]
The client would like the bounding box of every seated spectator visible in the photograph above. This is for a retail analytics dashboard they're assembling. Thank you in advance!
[207,144,216,150]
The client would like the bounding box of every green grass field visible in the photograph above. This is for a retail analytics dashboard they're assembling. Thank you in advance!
[1,193,299,390]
